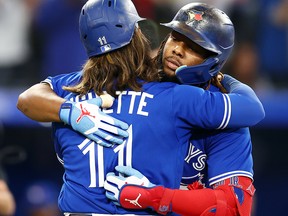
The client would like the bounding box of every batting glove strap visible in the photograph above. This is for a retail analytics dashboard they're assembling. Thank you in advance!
[119,185,174,215]
[157,188,175,215]
[59,101,74,125]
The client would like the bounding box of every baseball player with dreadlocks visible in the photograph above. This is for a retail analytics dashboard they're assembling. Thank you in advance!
[103,3,258,216]
[17,0,264,215]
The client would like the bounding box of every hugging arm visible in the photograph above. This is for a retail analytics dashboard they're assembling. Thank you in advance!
[175,74,265,130]
[222,75,265,127]
[17,83,129,146]
[104,166,252,216]
[17,83,65,122]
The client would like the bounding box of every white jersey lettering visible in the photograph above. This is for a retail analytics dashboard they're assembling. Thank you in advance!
[104,91,154,116]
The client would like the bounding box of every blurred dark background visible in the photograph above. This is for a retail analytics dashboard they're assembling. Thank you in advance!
[0,0,287,215]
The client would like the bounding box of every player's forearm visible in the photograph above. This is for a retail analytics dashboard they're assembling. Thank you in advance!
[169,188,218,216]
[120,185,219,215]
[17,83,65,122]
[120,185,233,216]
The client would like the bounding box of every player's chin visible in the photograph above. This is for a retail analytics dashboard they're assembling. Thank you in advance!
[163,65,176,78]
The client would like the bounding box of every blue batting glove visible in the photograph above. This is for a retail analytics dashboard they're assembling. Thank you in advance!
[59,97,129,147]
[104,166,155,204]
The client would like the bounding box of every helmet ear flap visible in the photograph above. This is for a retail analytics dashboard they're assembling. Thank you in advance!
[175,58,219,85]
[210,59,222,73]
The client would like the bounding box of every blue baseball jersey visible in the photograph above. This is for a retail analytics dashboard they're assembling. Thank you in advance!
[181,85,254,188]
[43,71,261,214]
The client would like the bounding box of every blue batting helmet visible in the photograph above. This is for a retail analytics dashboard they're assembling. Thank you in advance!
[79,0,144,58]
[161,2,235,84]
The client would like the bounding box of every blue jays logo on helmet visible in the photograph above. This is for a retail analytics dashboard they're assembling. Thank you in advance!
[161,2,235,84]
[79,0,144,58]
[187,10,204,22]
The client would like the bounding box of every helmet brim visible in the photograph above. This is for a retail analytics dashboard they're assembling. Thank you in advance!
[161,21,221,55]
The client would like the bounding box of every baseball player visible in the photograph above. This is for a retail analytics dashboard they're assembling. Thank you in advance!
[17,0,265,215]
[103,3,258,216]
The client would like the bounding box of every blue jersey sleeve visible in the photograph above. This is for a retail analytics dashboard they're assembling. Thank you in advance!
[173,85,226,129]
[223,75,265,128]
[173,82,265,129]
[42,71,83,97]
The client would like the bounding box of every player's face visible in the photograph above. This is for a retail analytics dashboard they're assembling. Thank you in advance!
[162,31,208,78]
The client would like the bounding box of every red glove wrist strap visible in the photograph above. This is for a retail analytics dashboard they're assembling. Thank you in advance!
[156,188,175,215]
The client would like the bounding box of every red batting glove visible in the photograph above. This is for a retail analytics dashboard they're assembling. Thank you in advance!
[119,185,175,215]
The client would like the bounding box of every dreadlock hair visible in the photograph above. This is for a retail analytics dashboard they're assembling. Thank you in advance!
[63,29,160,98]
[152,35,169,75]
[153,33,228,93]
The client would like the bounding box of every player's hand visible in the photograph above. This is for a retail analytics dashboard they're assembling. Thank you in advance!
[104,166,173,215]
[59,96,129,147]
[221,74,240,92]
[104,166,155,205]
